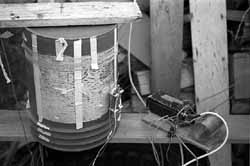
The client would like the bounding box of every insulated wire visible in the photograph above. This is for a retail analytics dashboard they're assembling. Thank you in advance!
[179,143,184,166]
[182,111,229,166]
[90,96,120,166]
[235,6,250,40]
[149,137,161,166]
[127,23,147,107]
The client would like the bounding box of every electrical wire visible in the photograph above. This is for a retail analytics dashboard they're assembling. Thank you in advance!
[90,93,121,166]
[198,83,234,104]
[176,135,198,166]
[149,137,161,166]
[127,23,147,107]
[159,143,164,166]
[235,6,250,40]
[179,143,184,166]
[181,111,229,166]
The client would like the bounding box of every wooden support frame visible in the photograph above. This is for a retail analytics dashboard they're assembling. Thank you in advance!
[0,110,249,144]
[0,2,142,27]
[190,0,250,166]
[150,0,184,97]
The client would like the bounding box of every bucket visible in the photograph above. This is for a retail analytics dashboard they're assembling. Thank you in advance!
[21,25,120,151]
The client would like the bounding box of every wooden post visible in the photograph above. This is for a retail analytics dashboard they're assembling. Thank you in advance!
[190,0,229,114]
[150,0,184,97]
[189,0,230,166]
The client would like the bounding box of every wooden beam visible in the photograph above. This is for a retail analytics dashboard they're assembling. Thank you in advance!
[190,0,229,114]
[190,0,230,166]
[189,0,250,142]
[0,110,248,143]
[0,110,174,143]
[0,2,142,28]
[150,0,184,97]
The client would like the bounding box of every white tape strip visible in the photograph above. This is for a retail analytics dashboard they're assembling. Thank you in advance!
[32,34,43,122]
[55,38,68,61]
[0,54,11,83]
[90,36,98,70]
[38,134,50,143]
[37,122,50,130]
[114,27,118,89]
[74,39,83,129]
[37,127,51,137]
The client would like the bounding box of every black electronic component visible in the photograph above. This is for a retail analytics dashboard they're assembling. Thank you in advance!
[146,91,196,124]
[147,92,185,117]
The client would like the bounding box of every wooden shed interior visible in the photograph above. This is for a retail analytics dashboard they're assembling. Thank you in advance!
[0,0,249,166]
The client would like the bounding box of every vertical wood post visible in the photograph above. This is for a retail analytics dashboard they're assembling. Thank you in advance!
[150,0,184,97]
[189,0,230,166]
[189,0,229,114]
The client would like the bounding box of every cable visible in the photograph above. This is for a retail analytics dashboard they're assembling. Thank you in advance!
[235,6,250,40]
[149,137,161,166]
[179,143,184,166]
[90,93,121,166]
[127,23,147,107]
[0,52,11,83]
[182,111,229,166]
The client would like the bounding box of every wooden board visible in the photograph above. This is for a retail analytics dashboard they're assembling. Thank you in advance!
[0,2,142,27]
[0,110,173,143]
[190,1,230,166]
[190,0,229,114]
[190,0,250,142]
[0,110,248,143]
[142,113,227,152]
[190,1,250,166]
[150,0,184,97]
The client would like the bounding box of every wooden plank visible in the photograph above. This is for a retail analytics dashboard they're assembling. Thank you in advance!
[189,1,250,166]
[0,2,142,28]
[0,110,248,143]
[150,0,184,97]
[190,0,250,141]
[0,110,32,141]
[0,110,172,143]
[190,0,229,114]
[189,1,229,166]
[142,113,228,152]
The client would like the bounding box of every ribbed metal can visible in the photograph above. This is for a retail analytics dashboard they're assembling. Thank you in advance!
[22,25,118,151]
